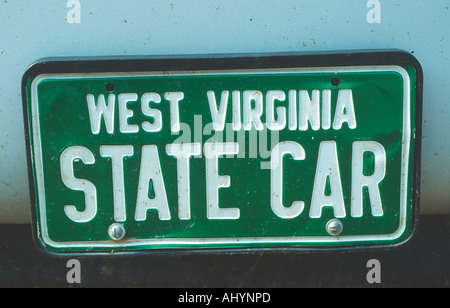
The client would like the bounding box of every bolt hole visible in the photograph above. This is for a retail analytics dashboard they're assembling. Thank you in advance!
[106,83,115,92]
[331,77,340,87]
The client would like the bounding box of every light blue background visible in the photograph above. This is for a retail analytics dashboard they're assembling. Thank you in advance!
[0,0,448,222]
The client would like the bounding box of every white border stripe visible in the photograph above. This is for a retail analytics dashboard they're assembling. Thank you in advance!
[30,66,410,249]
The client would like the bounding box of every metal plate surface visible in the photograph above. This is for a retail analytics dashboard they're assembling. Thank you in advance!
[22,51,422,254]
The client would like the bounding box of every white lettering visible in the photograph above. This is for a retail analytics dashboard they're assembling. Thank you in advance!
[118,93,139,133]
[266,90,286,130]
[166,143,201,220]
[86,94,115,134]
[321,89,331,130]
[204,142,240,219]
[351,141,386,217]
[135,145,171,221]
[178,292,212,305]
[309,141,346,218]
[141,92,162,132]
[299,89,320,131]
[333,89,357,130]
[232,90,241,130]
[288,89,297,130]
[60,146,97,222]
[164,91,184,133]
[243,90,264,130]
[207,90,229,131]
[270,141,305,218]
[100,145,134,222]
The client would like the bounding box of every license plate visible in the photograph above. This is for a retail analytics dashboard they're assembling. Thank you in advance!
[23,51,422,254]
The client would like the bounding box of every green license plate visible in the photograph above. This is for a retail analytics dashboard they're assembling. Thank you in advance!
[23,51,422,254]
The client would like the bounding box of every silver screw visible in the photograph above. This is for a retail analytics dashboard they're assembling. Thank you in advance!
[326,219,343,236]
[108,223,126,241]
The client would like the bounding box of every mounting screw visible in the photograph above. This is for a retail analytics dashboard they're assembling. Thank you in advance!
[326,219,343,236]
[108,223,126,241]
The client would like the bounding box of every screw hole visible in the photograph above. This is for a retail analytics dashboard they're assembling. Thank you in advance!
[106,83,115,92]
[331,77,340,87]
